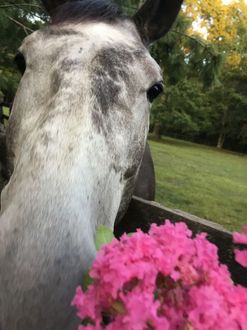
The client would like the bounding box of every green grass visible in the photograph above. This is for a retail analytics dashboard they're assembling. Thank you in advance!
[149,137,247,232]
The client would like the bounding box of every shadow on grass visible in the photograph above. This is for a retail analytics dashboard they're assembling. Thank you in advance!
[148,134,246,157]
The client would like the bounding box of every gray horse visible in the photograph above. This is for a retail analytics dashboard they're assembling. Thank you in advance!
[0,1,182,329]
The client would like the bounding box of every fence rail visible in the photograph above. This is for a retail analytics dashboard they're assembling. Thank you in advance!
[115,196,247,287]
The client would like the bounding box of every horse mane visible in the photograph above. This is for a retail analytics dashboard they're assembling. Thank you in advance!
[51,0,126,25]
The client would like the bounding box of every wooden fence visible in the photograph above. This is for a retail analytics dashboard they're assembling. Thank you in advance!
[115,196,247,287]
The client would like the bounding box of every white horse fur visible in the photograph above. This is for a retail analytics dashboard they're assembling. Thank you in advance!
[0,1,182,329]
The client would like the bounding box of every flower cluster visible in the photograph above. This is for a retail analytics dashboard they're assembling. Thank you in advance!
[72,221,247,330]
[233,226,247,268]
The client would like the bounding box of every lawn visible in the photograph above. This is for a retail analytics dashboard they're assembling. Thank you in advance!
[149,137,247,232]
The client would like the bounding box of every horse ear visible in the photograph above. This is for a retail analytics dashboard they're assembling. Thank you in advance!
[133,0,183,45]
[42,0,69,15]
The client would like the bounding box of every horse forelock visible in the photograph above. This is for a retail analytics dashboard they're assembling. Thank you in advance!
[50,0,125,25]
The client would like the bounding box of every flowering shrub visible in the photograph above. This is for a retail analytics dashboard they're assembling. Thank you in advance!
[72,221,247,330]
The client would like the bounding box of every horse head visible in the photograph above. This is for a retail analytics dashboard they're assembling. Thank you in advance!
[0,1,182,328]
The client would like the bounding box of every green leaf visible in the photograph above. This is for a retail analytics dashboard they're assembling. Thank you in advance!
[82,272,94,291]
[95,226,114,251]
[112,300,125,314]
[81,317,95,326]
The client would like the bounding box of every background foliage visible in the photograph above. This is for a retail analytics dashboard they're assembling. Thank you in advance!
[0,0,246,152]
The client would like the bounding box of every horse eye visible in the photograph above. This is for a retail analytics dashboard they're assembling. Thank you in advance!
[147,82,164,103]
[14,52,26,75]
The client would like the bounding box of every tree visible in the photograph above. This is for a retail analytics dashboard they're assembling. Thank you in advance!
[149,12,223,140]
[0,1,47,101]
[150,0,247,152]
[206,73,247,151]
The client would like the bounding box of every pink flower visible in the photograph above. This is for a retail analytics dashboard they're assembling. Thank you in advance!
[72,221,247,329]
[233,226,247,268]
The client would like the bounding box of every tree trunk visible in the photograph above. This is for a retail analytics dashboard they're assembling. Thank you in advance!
[153,123,161,140]
[217,131,226,149]
[216,109,228,149]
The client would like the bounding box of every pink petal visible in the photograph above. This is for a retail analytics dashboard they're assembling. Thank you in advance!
[233,233,247,245]
[234,249,247,268]
[233,227,247,245]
